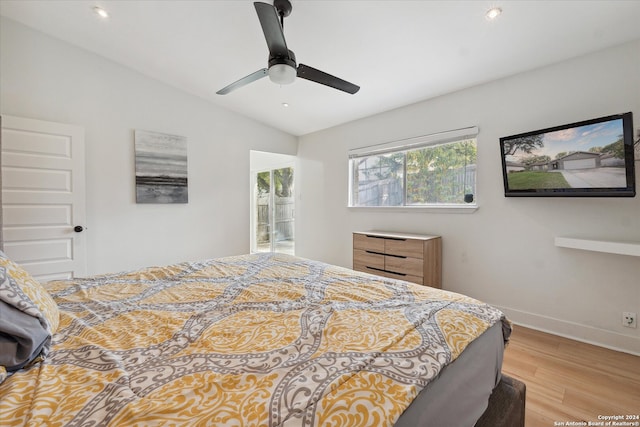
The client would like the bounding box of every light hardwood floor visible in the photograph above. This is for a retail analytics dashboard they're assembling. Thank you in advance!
[502,325,640,427]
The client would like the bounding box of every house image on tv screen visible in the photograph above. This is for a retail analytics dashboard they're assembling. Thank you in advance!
[549,151,601,170]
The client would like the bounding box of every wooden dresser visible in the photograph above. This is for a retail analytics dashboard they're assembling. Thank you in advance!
[353,231,442,288]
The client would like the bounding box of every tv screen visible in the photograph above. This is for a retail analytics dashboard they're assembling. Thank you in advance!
[500,112,635,197]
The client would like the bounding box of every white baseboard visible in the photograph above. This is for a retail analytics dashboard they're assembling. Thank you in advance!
[494,305,640,357]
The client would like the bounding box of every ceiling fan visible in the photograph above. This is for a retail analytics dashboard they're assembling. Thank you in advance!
[216,0,360,95]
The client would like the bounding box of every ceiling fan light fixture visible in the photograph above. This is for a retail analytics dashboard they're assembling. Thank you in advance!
[269,63,297,85]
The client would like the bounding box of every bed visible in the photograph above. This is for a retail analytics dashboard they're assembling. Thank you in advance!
[0,251,521,426]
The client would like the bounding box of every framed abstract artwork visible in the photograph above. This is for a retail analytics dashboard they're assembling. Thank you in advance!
[134,130,188,203]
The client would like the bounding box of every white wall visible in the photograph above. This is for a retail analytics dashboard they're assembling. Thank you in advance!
[297,40,640,354]
[0,17,297,274]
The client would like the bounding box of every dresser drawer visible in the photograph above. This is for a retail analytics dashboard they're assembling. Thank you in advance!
[385,238,424,258]
[384,255,424,278]
[353,233,385,253]
[353,249,384,271]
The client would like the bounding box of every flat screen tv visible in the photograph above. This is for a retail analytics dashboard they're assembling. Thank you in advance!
[500,112,635,197]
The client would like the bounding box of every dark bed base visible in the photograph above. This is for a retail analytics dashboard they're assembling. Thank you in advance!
[475,374,526,427]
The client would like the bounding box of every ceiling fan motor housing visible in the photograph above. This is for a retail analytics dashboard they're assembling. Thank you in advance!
[269,49,296,69]
[273,0,292,18]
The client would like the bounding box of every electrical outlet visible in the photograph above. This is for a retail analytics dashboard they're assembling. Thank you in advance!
[622,312,637,328]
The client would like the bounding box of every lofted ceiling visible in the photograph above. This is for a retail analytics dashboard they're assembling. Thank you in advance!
[1,1,640,136]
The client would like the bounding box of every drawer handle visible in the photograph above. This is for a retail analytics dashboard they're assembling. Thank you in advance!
[385,270,408,277]
[364,250,407,259]
[365,266,407,276]
[365,250,384,255]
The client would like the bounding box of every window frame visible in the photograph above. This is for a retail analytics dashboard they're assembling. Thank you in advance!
[348,127,479,212]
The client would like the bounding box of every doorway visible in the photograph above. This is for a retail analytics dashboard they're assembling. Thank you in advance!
[250,151,295,255]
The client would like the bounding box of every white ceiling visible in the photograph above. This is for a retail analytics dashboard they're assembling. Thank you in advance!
[2,1,640,136]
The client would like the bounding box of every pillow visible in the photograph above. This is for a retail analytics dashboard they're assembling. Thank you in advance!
[0,251,59,334]
[0,251,59,378]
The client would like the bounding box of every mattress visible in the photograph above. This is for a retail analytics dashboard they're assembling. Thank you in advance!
[0,252,510,426]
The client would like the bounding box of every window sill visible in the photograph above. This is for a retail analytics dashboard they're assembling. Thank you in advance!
[348,204,478,214]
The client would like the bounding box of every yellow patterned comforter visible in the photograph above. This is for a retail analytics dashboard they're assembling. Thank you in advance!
[0,253,509,426]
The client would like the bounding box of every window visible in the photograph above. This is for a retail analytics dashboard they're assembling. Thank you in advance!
[349,128,477,207]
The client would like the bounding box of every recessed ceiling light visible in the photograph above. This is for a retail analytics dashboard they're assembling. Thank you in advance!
[93,6,109,19]
[282,102,289,108]
[485,7,502,20]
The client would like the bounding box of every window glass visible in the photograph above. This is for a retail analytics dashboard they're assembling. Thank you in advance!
[254,168,294,254]
[351,152,404,206]
[349,138,476,207]
[406,139,476,205]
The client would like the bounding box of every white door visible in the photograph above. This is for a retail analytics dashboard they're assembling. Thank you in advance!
[1,115,86,281]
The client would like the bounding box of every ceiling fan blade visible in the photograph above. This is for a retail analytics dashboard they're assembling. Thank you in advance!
[254,2,289,58]
[297,64,360,94]
[216,69,268,95]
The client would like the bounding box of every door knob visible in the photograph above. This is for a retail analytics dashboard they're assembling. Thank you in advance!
[74,226,84,232]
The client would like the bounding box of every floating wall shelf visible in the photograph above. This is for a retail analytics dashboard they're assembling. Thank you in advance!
[555,237,640,257]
